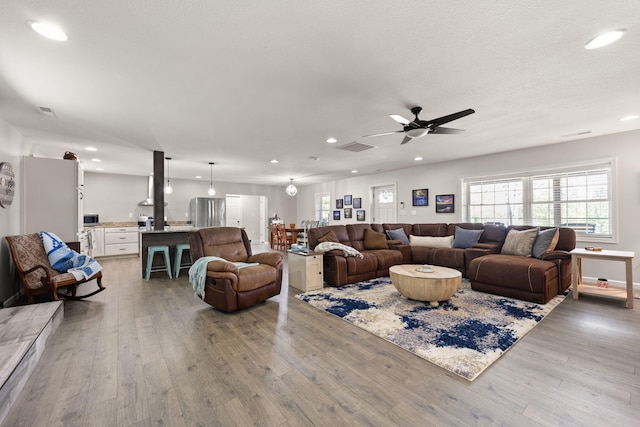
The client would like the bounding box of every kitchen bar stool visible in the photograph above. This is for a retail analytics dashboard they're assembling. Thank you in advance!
[145,245,172,281]
[174,243,192,278]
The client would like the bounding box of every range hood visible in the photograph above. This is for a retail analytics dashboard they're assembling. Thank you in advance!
[138,175,167,206]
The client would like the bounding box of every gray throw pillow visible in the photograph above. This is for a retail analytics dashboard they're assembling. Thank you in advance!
[532,228,559,258]
[501,228,539,257]
[452,227,483,249]
[386,228,410,245]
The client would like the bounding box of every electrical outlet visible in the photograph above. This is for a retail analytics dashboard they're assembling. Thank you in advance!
[185,212,189,217]
[129,212,133,218]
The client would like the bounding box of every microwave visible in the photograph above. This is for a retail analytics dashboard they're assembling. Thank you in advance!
[83,214,99,225]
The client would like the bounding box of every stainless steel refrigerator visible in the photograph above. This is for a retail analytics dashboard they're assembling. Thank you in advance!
[189,197,226,228]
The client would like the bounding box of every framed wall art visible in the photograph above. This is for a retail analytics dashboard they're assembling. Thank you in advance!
[344,207,352,219]
[336,199,343,209]
[356,210,365,221]
[435,194,455,213]
[412,189,428,206]
[344,195,352,205]
[353,197,361,209]
[333,210,341,220]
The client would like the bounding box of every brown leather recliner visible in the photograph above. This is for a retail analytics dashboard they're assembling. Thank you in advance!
[188,227,283,312]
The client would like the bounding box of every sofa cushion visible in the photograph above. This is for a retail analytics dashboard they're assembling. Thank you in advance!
[501,228,539,256]
[410,235,453,248]
[385,228,410,245]
[318,230,340,243]
[364,228,389,249]
[452,227,483,248]
[532,228,559,259]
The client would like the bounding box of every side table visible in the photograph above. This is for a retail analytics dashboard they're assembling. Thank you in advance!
[288,251,324,292]
[571,248,635,308]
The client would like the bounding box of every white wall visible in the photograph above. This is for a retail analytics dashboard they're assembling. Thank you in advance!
[83,172,296,226]
[297,129,640,285]
[0,119,25,304]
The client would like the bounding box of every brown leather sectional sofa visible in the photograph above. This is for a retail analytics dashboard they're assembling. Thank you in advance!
[307,222,576,304]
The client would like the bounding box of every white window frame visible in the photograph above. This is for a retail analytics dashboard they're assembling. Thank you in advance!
[461,158,616,243]
[315,192,331,226]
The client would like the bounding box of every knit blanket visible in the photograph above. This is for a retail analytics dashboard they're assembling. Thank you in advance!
[313,241,364,258]
[188,256,259,299]
[39,231,102,280]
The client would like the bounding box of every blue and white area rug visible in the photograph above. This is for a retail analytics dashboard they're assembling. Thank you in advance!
[296,278,566,381]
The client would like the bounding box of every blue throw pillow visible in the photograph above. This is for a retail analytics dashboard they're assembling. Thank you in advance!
[532,227,559,258]
[386,228,410,245]
[452,227,483,249]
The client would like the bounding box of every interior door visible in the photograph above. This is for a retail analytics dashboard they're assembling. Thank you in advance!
[372,184,397,224]
[226,195,242,227]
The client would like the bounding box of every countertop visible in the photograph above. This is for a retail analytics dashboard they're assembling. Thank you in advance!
[140,227,194,234]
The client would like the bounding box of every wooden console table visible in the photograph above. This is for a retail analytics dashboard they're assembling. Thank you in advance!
[571,248,635,308]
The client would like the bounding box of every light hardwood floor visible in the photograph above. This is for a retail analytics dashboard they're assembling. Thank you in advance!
[3,247,639,426]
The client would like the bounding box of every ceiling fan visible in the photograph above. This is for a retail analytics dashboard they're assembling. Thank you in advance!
[364,106,475,145]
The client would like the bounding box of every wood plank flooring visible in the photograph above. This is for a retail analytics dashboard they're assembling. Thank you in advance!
[2,246,639,426]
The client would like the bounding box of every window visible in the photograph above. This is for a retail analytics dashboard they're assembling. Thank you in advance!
[463,160,614,241]
[315,193,331,226]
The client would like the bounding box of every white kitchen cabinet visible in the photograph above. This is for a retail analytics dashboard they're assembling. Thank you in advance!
[103,227,139,256]
[88,227,105,257]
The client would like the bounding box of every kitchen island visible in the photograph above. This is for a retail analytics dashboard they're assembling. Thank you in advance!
[140,227,194,279]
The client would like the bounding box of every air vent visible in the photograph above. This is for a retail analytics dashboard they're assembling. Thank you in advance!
[336,141,376,152]
[36,106,56,117]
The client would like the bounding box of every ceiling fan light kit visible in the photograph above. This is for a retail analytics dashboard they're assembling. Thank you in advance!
[365,105,475,145]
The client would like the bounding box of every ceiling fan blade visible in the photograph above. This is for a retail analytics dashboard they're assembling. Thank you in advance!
[400,135,413,145]
[390,114,411,125]
[429,126,465,134]
[429,109,475,127]
[363,130,403,138]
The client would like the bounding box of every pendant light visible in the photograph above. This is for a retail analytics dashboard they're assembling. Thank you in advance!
[207,162,216,196]
[286,178,297,197]
[165,157,173,194]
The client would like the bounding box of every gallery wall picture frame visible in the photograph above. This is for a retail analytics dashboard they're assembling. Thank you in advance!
[356,210,365,221]
[336,199,343,209]
[333,210,341,220]
[435,194,455,213]
[353,197,362,209]
[412,189,428,206]
[344,195,352,205]
[344,207,352,219]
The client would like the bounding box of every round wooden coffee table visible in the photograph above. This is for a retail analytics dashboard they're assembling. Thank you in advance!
[389,264,462,307]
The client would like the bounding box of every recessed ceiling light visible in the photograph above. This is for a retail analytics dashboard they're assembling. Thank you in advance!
[351,170,358,174]
[585,29,626,49]
[195,175,202,179]
[28,21,68,41]
[326,137,337,143]
[620,114,639,121]
[414,156,423,161]
[91,158,101,162]
[270,159,279,164]
[96,168,104,171]
[85,146,97,151]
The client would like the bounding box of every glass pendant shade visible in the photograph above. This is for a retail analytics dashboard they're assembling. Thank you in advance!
[165,157,173,194]
[208,162,216,196]
[286,179,297,197]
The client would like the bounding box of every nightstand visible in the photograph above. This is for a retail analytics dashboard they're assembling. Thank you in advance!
[288,251,324,292]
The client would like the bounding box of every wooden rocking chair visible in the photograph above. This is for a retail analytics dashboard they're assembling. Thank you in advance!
[6,233,105,304]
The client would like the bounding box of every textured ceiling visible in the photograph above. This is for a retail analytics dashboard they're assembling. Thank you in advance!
[1,1,639,187]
